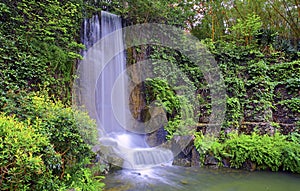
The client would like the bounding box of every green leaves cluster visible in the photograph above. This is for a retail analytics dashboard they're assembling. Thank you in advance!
[0,115,53,190]
[143,45,199,139]
[0,0,84,103]
[191,0,299,44]
[97,0,200,26]
[230,14,263,46]
[0,92,104,190]
[144,78,195,139]
[194,131,300,173]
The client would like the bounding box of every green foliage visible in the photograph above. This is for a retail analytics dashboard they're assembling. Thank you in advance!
[0,34,50,93]
[0,115,54,190]
[278,98,300,113]
[223,132,283,171]
[201,35,299,130]
[145,78,181,115]
[28,94,97,170]
[67,166,105,191]
[0,92,103,190]
[101,0,200,26]
[269,60,300,95]
[0,0,84,102]
[145,77,195,139]
[164,115,195,139]
[141,44,203,139]
[3,92,97,168]
[194,132,300,173]
[230,14,263,46]
[194,132,222,164]
[192,0,299,44]
[281,132,300,173]
[225,97,243,128]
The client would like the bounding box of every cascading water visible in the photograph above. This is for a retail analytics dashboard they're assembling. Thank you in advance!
[76,11,173,170]
[81,14,100,57]
[96,11,129,134]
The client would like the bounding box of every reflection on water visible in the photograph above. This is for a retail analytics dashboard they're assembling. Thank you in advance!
[103,166,300,191]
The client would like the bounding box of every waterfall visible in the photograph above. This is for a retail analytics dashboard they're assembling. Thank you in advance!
[81,14,100,56]
[96,11,128,134]
[76,11,173,170]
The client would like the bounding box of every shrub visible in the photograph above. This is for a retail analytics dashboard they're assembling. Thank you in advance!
[1,92,104,190]
[222,132,283,171]
[28,94,97,175]
[194,132,223,164]
[0,115,55,190]
[194,131,300,173]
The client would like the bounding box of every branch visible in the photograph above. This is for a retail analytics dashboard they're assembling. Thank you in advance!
[268,0,300,38]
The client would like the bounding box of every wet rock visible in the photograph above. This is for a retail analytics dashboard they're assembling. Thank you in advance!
[191,147,200,167]
[131,172,141,176]
[243,160,256,171]
[204,155,218,166]
[166,135,194,155]
[93,144,124,171]
[222,158,231,168]
[172,158,191,167]
[145,127,167,147]
[180,179,189,185]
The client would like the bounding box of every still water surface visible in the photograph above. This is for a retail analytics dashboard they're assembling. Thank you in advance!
[103,166,300,191]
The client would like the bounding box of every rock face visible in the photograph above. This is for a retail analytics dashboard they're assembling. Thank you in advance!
[145,127,168,147]
[204,155,218,166]
[172,146,200,167]
[92,144,124,171]
[163,135,200,167]
[127,46,148,125]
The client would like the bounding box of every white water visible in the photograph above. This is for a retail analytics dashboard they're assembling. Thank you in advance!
[95,11,129,134]
[81,14,100,57]
[77,11,173,170]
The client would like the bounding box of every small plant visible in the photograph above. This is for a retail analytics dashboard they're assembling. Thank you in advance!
[194,132,223,164]
[67,167,105,191]
[145,78,196,139]
[231,14,263,46]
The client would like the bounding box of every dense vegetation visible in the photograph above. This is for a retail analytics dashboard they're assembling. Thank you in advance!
[0,0,299,190]
[0,92,104,190]
[0,0,105,190]
[194,131,300,173]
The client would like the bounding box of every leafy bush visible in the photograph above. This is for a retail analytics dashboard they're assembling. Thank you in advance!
[194,133,222,164]
[194,132,300,173]
[66,166,105,191]
[222,132,283,171]
[28,94,97,174]
[0,115,55,190]
[0,92,104,190]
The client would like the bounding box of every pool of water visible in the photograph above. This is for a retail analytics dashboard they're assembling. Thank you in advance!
[103,166,300,191]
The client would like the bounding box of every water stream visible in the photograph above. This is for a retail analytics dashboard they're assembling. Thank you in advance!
[103,166,300,191]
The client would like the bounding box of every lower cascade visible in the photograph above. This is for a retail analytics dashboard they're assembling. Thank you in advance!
[77,11,173,170]
[100,134,173,169]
